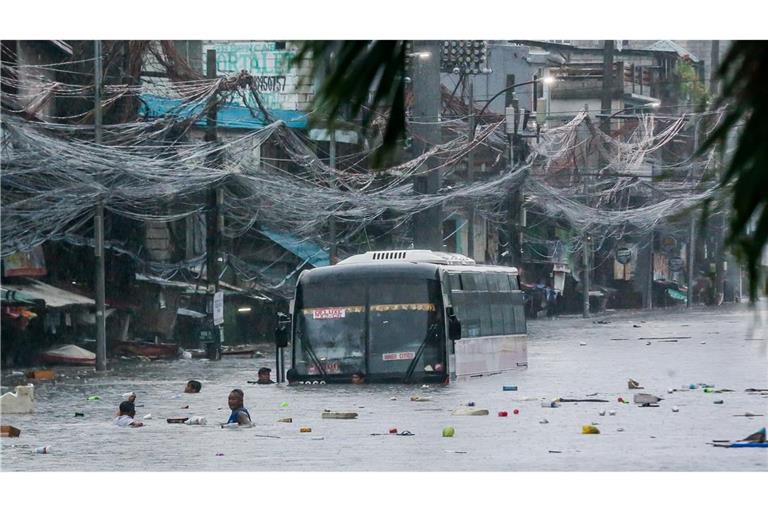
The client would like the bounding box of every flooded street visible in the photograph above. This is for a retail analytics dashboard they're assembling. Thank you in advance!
[2,305,766,471]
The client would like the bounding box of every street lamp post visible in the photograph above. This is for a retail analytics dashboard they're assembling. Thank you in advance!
[471,76,555,138]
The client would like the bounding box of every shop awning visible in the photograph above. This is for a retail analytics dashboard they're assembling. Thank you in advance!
[1,279,95,308]
[259,229,329,268]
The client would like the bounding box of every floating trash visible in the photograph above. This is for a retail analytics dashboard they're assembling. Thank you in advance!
[539,419,549,424]
[503,385,518,391]
[582,425,600,434]
[410,396,431,402]
[633,393,662,405]
[628,379,643,390]
[598,410,606,416]
[579,342,587,346]
[278,418,293,423]
[34,446,51,454]
[86,396,100,401]
[608,410,616,416]
[541,400,561,408]
[451,407,489,416]
[299,427,312,433]
[672,406,680,412]
[143,413,152,420]
[74,412,84,418]
[513,409,520,415]
[714,400,724,405]
[466,402,476,407]
[617,428,625,432]
[322,411,358,420]
[280,402,289,408]
[311,437,325,441]
[498,411,508,417]
[389,397,397,401]
[215,453,224,456]
[389,428,398,434]
[442,426,455,437]
[184,416,207,425]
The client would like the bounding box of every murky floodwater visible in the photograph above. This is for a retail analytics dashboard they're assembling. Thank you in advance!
[2,304,767,471]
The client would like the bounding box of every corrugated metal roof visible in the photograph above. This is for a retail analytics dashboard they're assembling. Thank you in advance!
[643,40,700,62]
[1,279,94,308]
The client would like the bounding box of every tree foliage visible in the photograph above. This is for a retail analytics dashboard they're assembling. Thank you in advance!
[702,41,768,300]
[293,41,406,168]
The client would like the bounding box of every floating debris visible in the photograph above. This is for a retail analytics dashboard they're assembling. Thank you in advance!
[582,425,600,434]
[278,418,293,423]
[299,427,312,433]
[410,396,431,402]
[513,409,520,415]
[539,419,549,424]
[0,426,21,438]
[34,446,51,454]
[579,342,587,346]
[321,411,358,420]
[598,410,606,416]
[733,412,765,418]
[442,426,455,437]
[633,393,663,406]
[503,385,518,391]
[713,400,724,405]
[672,406,680,413]
[498,411,508,417]
[608,410,616,416]
[628,379,643,389]
[451,407,489,416]
[143,413,152,420]
[541,400,561,408]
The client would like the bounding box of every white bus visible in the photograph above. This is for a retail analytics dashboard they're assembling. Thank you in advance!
[285,250,527,384]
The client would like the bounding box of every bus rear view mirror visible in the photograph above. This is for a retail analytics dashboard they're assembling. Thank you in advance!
[275,325,289,348]
[448,315,462,340]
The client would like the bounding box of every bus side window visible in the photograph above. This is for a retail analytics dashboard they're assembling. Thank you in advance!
[507,274,519,291]
[498,274,511,292]
[478,293,493,337]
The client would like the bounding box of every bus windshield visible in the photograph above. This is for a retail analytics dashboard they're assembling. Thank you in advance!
[294,277,444,380]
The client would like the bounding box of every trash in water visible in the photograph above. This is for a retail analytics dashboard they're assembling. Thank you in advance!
[633,393,662,405]
[143,413,152,420]
[541,400,561,408]
[215,453,224,456]
[0,426,21,437]
[628,379,643,390]
[689,384,698,390]
[421,384,430,389]
[181,351,192,359]
[74,412,84,417]
[34,446,51,454]
[86,396,100,401]
[299,427,312,433]
[539,419,549,424]
[608,410,616,416]
[498,411,508,417]
[591,422,599,426]
[618,397,627,403]
[184,416,207,425]
[410,396,431,402]
[513,409,520,415]
[633,324,641,328]
[280,402,289,408]
[548,450,562,453]
[278,418,293,423]
[672,406,680,412]
[598,410,606,416]
[442,426,455,437]
[713,400,724,405]
[181,405,189,409]
[121,392,135,399]
[389,397,397,401]
[617,428,625,432]
[451,406,489,416]
[582,425,600,434]
[503,385,518,391]
[25,370,55,381]
[667,388,675,394]
[166,417,189,424]
[559,398,610,403]
[445,450,467,454]
[732,412,764,418]
[646,342,652,346]
[389,427,398,434]
[467,401,475,407]
[321,411,358,419]
[741,428,766,443]
[579,342,587,346]
[311,437,325,441]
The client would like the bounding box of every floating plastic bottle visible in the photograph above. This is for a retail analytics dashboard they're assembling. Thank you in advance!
[503,385,518,391]
[34,446,51,454]
[86,396,100,401]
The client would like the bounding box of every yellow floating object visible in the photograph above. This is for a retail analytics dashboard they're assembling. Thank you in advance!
[582,425,600,434]
[300,427,312,433]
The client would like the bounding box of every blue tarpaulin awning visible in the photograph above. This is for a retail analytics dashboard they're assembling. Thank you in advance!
[259,229,329,268]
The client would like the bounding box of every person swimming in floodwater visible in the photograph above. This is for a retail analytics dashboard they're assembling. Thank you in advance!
[185,380,202,393]
[113,401,144,428]
[225,389,252,426]
[351,371,366,385]
[256,367,275,384]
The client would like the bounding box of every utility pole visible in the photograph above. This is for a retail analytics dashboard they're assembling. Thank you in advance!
[94,40,107,372]
[205,49,223,361]
[581,104,591,318]
[328,128,337,263]
[411,41,443,250]
[600,40,615,135]
[466,79,475,259]
[687,117,700,308]
[710,40,726,305]
[646,231,654,309]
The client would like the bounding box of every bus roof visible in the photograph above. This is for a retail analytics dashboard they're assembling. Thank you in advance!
[337,250,475,266]
[299,261,441,284]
